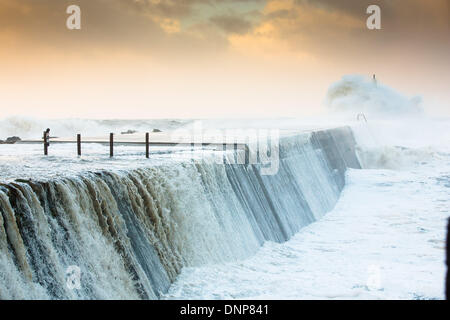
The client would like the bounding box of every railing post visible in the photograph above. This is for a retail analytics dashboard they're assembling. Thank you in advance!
[145,132,149,158]
[77,134,81,156]
[110,133,114,158]
[43,131,48,156]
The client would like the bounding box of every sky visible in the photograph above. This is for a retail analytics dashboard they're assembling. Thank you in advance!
[0,0,449,119]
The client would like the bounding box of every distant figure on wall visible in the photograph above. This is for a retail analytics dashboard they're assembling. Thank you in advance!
[44,128,50,147]
[372,74,377,86]
[43,128,51,156]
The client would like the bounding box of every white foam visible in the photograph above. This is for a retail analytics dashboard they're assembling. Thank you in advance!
[164,118,450,300]
[0,116,190,140]
[164,157,450,300]
[326,75,423,117]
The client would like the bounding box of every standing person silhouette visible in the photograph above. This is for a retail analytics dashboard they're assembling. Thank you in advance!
[44,128,50,147]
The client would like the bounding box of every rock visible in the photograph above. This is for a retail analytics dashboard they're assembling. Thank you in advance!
[121,130,137,135]
[5,136,21,144]
[152,129,162,133]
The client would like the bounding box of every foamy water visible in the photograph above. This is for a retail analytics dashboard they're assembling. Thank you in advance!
[0,117,191,140]
[0,143,209,182]
[165,156,450,300]
[162,120,450,300]
[1,126,360,299]
[1,118,449,299]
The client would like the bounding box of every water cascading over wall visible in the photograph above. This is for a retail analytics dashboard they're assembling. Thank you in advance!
[0,126,361,299]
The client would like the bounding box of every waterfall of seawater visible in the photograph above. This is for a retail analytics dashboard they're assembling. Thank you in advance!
[0,127,360,299]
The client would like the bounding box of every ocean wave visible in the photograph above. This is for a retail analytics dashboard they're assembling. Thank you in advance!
[326,75,423,117]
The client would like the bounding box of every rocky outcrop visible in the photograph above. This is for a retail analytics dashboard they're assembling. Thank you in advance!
[0,136,21,144]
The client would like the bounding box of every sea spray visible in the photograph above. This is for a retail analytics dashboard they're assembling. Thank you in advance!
[0,127,360,299]
[326,75,423,117]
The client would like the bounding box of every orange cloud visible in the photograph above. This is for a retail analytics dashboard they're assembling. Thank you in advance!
[0,0,448,118]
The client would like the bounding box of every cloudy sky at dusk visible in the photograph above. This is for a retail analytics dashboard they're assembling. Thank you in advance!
[0,0,449,119]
